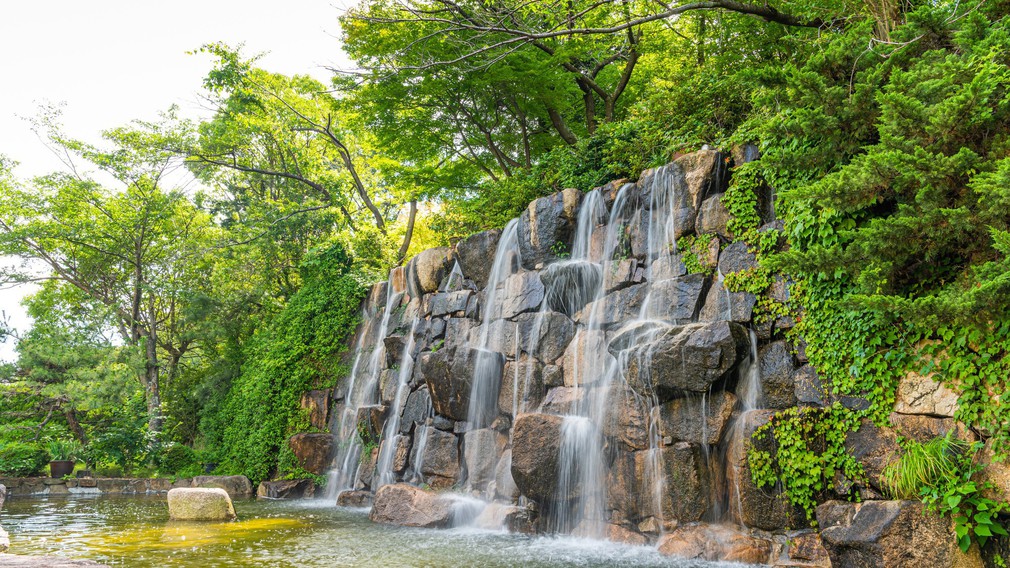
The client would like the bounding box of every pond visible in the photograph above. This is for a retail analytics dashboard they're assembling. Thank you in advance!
[1,496,743,567]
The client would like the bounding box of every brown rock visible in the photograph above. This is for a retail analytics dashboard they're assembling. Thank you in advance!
[511,413,564,503]
[287,433,336,475]
[369,483,453,527]
[300,389,331,430]
[658,523,772,565]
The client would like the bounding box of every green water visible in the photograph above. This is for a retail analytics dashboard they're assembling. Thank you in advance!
[1,496,739,567]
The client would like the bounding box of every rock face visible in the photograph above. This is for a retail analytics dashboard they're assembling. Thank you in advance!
[894,371,958,417]
[167,487,236,521]
[287,433,335,475]
[300,389,330,430]
[420,347,504,421]
[454,229,501,290]
[624,321,749,400]
[518,188,582,270]
[510,413,563,503]
[190,476,254,498]
[725,410,802,530]
[660,391,736,445]
[817,500,984,568]
[369,483,453,528]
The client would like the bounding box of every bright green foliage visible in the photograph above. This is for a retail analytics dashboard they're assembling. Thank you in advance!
[211,242,365,483]
[883,435,1008,552]
[0,442,50,477]
[676,234,716,276]
[46,439,82,462]
[748,403,865,523]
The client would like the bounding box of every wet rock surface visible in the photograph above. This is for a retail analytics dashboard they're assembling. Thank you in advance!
[510,413,563,503]
[167,487,236,521]
[369,483,453,528]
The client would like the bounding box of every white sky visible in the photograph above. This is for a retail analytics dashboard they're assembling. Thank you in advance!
[0,0,354,362]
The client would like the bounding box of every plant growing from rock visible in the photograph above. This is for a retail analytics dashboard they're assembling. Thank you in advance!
[882,434,1008,553]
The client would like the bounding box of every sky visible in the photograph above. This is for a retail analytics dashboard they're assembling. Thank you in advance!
[0,1,354,361]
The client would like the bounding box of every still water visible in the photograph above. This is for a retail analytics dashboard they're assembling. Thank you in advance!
[2,496,742,567]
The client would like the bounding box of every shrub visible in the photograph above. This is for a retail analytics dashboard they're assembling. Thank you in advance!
[157,443,199,475]
[0,442,51,476]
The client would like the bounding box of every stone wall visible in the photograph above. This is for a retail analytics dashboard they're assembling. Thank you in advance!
[0,475,253,498]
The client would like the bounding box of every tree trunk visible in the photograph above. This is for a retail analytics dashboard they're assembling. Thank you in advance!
[396,200,418,266]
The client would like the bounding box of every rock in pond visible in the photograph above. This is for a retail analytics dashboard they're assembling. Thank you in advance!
[167,487,236,521]
[657,523,773,565]
[369,483,453,528]
[256,479,314,499]
[336,490,374,508]
[190,475,254,498]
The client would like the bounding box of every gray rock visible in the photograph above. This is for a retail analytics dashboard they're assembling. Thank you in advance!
[645,273,708,321]
[577,283,648,328]
[494,450,518,500]
[494,271,545,319]
[817,500,983,568]
[400,387,432,434]
[336,490,374,508]
[167,487,236,521]
[511,413,564,503]
[695,194,732,239]
[540,386,580,414]
[602,385,650,451]
[518,188,582,270]
[660,390,737,445]
[454,229,502,290]
[562,330,612,388]
[464,428,498,489]
[499,355,546,416]
[650,254,687,281]
[370,483,453,528]
[718,241,758,275]
[793,365,827,407]
[697,282,756,323]
[625,321,750,401]
[758,341,797,409]
[420,428,459,481]
[431,290,474,317]
[419,347,502,422]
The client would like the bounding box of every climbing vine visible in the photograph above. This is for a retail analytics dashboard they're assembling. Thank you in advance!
[676,233,716,275]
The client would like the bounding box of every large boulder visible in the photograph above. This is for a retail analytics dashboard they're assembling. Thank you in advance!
[661,442,713,523]
[660,390,737,445]
[718,240,759,274]
[499,355,546,417]
[698,282,756,323]
[542,260,603,316]
[511,413,564,503]
[657,523,772,565]
[577,284,648,328]
[431,290,474,318]
[562,330,612,388]
[287,433,336,475]
[464,428,498,490]
[256,479,314,499]
[407,247,453,297]
[191,475,254,498]
[518,188,582,270]
[369,483,453,528]
[794,365,828,407]
[336,490,374,508]
[602,385,650,451]
[454,229,502,289]
[817,500,983,567]
[844,419,900,492]
[167,487,236,521]
[624,321,750,401]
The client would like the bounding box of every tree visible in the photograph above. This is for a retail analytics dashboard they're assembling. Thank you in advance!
[0,110,218,432]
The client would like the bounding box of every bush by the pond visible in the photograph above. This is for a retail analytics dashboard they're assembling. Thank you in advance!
[157,443,199,475]
[0,442,50,476]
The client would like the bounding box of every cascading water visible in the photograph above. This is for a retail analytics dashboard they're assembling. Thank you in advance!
[462,219,521,495]
[329,279,402,498]
[374,319,420,488]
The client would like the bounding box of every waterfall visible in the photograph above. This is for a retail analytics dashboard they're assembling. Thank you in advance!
[374,318,421,489]
[462,219,521,495]
[329,279,403,498]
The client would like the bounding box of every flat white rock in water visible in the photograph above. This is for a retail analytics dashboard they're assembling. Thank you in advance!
[167,487,236,521]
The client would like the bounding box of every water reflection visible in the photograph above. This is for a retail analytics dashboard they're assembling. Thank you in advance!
[2,496,736,567]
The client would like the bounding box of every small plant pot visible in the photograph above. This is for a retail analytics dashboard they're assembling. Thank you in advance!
[50,460,75,478]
